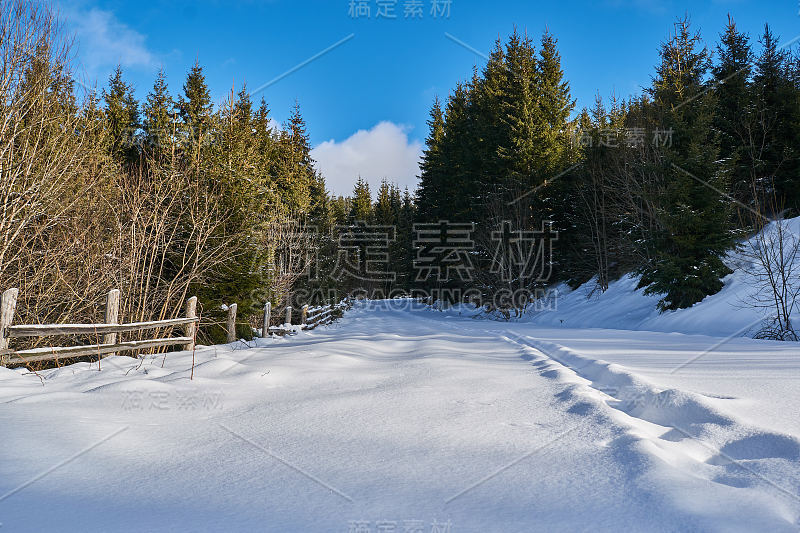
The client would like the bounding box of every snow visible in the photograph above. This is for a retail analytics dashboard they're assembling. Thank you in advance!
[1,297,799,531]
[525,217,800,339]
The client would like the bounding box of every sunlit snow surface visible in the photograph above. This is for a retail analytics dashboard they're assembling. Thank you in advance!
[1,299,799,532]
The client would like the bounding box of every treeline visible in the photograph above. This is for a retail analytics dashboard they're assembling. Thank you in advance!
[416,17,800,311]
[100,63,333,339]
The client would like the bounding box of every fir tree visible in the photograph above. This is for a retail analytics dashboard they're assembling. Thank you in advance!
[350,177,373,222]
[177,61,213,164]
[374,179,395,226]
[142,68,174,160]
[536,29,575,175]
[437,82,474,221]
[103,65,139,166]
[641,17,735,310]
[416,96,446,222]
[752,25,799,211]
[712,15,753,207]
[272,101,316,214]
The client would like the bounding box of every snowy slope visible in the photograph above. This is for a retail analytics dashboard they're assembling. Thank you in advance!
[1,300,799,532]
[525,217,800,338]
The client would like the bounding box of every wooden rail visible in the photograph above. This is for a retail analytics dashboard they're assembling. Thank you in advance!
[240,299,351,339]
[7,317,199,338]
[0,288,198,367]
[1,287,353,367]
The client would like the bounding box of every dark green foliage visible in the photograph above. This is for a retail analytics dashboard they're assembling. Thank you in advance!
[415,18,800,312]
[349,177,373,222]
[142,68,174,160]
[415,97,445,222]
[177,61,213,162]
[103,66,139,167]
[82,16,800,321]
[751,25,800,211]
[637,17,735,310]
[713,16,752,206]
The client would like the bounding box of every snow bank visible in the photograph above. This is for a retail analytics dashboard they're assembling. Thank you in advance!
[525,217,800,338]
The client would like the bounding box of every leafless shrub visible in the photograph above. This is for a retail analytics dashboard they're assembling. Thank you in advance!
[740,211,800,341]
[0,1,242,360]
[260,213,317,313]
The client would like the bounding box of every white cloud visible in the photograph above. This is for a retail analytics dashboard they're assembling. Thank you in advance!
[311,122,423,198]
[63,3,154,82]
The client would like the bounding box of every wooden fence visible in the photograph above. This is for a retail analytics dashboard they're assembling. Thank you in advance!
[0,287,350,367]
[0,288,198,367]
[222,299,348,342]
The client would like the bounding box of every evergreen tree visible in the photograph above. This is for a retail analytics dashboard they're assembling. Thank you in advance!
[177,61,213,165]
[640,17,735,310]
[437,82,474,221]
[142,68,174,160]
[416,96,446,222]
[350,177,373,222]
[272,101,316,214]
[536,29,575,176]
[102,65,139,166]
[499,29,541,194]
[374,179,395,225]
[752,25,799,211]
[712,15,753,207]
[472,38,509,211]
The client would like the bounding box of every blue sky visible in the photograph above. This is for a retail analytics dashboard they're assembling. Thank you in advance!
[61,0,800,196]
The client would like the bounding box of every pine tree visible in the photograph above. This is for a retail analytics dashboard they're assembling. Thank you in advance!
[177,61,213,165]
[398,188,417,291]
[350,177,373,222]
[269,101,316,215]
[473,38,509,210]
[752,25,799,211]
[416,96,446,222]
[713,15,753,207]
[102,65,139,166]
[374,179,395,226]
[499,29,540,194]
[142,68,174,160]
[437,82,474,221]
[251,97,278,208]
[640,17,735,310]
[196,82,264,330]
[536,29,575,176]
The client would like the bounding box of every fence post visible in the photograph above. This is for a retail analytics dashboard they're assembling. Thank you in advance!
[284,306,292,326]
[0,288,19,366]
[262,301,271,337]
[103,289,120,357]
[301,305,308,326]
[226,303,237,343]
[184,296,197,351]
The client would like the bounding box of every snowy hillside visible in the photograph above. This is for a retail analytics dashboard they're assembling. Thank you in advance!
[1,300,799,531]
[525,217,800,339]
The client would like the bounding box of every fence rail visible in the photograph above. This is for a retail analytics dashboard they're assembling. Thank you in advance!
[1,286,352,367]
[7,317,199,338]
[223,299,350,341]
[0,288,198,367]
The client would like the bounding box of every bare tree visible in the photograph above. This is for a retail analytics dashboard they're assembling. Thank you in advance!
[258,213,317,317]
[0,1,243,359]
[740,206,800,341]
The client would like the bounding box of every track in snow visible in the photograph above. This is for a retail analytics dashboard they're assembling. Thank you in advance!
[0,300,798,532]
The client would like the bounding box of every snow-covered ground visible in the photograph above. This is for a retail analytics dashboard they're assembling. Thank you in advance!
[526,217,800,339]
[1,300,799,532]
